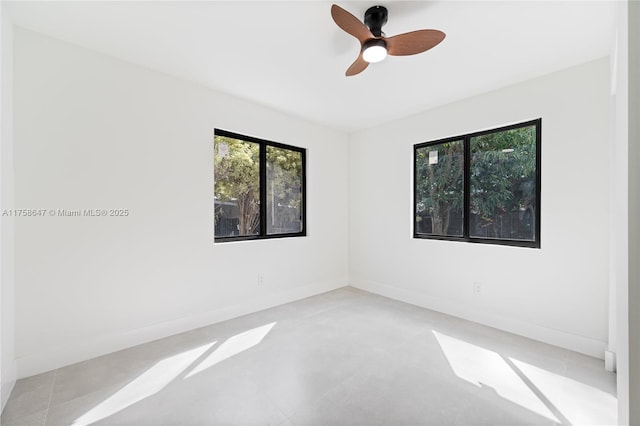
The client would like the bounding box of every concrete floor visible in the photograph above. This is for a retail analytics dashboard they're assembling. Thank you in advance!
[1,287,616,425]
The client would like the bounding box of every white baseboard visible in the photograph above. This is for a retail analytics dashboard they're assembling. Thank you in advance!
[605,350,616,372]
[1,360,16,412]
[350,277,607,359]
[17,275,606,379]
[16,278,346,379]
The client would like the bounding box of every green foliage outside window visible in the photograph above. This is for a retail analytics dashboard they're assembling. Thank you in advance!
[415,140,464,236]
[267,146,303,234]
[214,136,260,236]
[214,132,305,240]
[470,126,536,240]
[415,120,539,246]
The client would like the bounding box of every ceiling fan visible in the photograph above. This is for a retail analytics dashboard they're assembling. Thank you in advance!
[331,4,446,76]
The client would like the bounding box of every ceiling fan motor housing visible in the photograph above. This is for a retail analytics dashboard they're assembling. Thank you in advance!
[331,3,446,76]
[364,6,388,37]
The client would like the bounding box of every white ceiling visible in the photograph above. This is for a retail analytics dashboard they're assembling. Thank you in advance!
[8,1,615,133]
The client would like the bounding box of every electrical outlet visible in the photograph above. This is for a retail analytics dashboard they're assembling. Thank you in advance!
[257,274,264,285]
[473,282,482,296]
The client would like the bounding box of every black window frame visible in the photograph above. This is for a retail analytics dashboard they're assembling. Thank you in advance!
[413,119,541,248]
[214,129,307,243]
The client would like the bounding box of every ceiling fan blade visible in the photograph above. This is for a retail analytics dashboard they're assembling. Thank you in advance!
[385,29,446,56]
[331,4,374,44]
[345,52,369,76]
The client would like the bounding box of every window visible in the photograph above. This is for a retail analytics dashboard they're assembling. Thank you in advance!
[414,119,541,248]
[214,129,306,242]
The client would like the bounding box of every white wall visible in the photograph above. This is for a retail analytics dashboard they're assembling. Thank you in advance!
[13,28,350,378]
[626,1,640,423]
[612,2,640,423]
[349,58,612,358]
[0,1,17,410]
[10,22,621,384]
[613,1,629,422]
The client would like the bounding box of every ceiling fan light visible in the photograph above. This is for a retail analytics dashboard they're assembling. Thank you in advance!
[362,39,387,63]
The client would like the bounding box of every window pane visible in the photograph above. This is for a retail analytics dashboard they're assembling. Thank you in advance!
[470,125,537,241]
[266,146,303,235]
[415,140,464,236]
[214,136,260,237]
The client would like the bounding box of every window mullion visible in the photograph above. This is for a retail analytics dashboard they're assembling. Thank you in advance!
[463,136,471,240]
[259,143,267,237]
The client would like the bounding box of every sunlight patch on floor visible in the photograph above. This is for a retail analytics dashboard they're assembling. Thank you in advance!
[434,330,618,425]
[185,322,276,379]
[71,342,216,426]
[433,331,560,423]
[511,358,617,425]
[71,322,277,424]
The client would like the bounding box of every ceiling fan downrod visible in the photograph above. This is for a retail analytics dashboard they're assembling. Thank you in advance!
[364,5,388,37]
